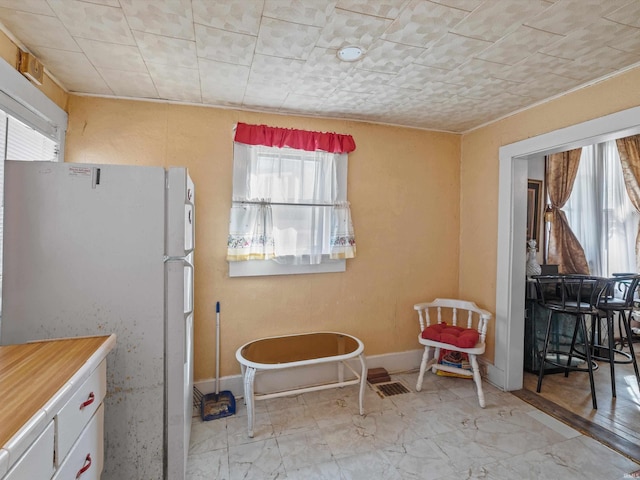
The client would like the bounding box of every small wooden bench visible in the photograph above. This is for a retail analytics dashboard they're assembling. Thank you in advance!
[236,331,367,437]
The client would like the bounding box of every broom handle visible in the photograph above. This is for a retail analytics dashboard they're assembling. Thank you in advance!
[216,301,220,395]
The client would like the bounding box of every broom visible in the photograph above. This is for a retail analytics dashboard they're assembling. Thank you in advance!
[201,301,236,420]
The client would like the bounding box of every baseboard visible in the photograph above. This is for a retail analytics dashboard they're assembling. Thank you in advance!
[193,348,485,399]
[486,363,506,389]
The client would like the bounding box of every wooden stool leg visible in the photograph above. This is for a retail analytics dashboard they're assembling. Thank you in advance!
[470,354,485,408]
[416,345,431,392]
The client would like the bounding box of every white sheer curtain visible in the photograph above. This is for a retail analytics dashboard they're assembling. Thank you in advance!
[564,140,639,276]
[227,142,356,265]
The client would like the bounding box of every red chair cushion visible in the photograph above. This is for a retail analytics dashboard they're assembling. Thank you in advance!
[421,322,479,348]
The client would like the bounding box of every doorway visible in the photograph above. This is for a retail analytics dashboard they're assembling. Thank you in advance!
[488,105,640,392]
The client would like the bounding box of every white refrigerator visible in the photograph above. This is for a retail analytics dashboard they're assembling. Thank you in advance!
[0,160,195,480]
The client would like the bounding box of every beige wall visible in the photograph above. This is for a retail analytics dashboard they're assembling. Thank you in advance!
[65,96,462,379]
[459,66,640,361]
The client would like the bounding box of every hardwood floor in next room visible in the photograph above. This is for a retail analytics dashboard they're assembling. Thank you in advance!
[518,349,640,462]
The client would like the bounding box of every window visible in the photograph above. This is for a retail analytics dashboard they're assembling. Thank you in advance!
[564,140,639,276]
[0,111,59,161]
[227,123,356,277]
[0,56,67,311]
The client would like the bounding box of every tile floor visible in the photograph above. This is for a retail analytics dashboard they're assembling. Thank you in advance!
[187,371,640,480]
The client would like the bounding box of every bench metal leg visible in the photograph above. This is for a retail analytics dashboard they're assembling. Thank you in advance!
[240,364,247,405]
[244,367,256,437]
[358,354,367,415]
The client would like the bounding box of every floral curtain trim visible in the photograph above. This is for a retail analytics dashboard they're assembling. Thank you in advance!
[330,202,356,259]
[234,122,356,153]
[226,203,275,261]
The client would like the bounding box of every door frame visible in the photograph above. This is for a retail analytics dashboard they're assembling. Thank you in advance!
[489,105,640,391]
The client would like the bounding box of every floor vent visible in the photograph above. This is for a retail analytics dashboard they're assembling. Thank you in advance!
[373,381,411,397]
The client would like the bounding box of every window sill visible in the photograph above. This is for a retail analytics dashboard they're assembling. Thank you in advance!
[228,259,345,277]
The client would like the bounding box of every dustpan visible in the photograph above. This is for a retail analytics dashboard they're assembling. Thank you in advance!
[201,301,236,421]
[201,390,235,420]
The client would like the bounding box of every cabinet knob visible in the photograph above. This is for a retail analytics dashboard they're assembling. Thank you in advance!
[80,392,95,409]
[76,453,92,478]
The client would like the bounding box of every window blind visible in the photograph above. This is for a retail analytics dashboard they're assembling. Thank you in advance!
[6,115,58,161]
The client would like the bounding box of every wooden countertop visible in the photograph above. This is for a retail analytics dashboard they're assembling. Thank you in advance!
[0,335,116,450]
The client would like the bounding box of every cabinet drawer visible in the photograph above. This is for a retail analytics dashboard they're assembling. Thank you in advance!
[4,421,54,480]
[57,360,106,463]
[53,404,103,480]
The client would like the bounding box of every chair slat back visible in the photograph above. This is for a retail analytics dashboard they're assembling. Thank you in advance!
[598,274,640,310]
[533,274,608,314]
[414,298,492,343]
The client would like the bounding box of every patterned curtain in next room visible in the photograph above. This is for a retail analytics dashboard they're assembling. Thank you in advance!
[616,134,640,273]
[546,148,589,274]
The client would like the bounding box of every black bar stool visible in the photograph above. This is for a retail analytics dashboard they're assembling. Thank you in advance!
[592,274,640,397]
[533,274,608,409]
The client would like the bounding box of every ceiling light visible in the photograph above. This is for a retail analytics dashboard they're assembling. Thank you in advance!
[337,46,364,62]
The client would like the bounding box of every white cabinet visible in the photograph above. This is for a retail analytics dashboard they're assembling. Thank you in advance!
[4,422,55,480]
[53,404,104,480]
[0,335,115,480]
[56,361,106,464]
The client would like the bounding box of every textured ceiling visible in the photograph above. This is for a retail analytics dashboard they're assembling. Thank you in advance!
[1,0,640,133]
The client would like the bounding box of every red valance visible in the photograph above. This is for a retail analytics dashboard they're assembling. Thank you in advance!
[234,122,356,153]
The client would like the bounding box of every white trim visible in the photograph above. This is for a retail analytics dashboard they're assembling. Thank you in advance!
[0,57,67,158]
[494,105,640,391]
[229,258,345,277]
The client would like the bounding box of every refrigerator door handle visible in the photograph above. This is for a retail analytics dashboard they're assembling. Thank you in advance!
[184,260,194,315]
[91,167,101,188]
[166,168,195,258]
[185,204,194,253]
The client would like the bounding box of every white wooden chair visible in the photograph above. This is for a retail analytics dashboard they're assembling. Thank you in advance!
[414,298,492,407]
